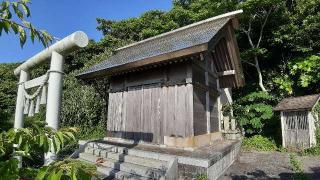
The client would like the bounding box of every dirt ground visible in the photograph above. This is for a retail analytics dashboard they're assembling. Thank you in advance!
[220,151,320,180]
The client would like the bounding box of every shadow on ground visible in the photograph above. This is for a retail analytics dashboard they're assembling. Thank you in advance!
[223,169,320,180]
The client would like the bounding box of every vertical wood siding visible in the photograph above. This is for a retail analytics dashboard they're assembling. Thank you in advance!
[193,87,207,136]
[107,57,222,144]
[107,83,194,144]
[283,111,310,149]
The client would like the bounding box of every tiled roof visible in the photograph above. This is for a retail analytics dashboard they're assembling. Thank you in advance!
[274,94,320,111]
[77,10,242,79]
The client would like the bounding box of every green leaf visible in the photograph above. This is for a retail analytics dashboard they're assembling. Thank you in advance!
[56,132,64,147]
[53,135,61,153]
[22,20,31,28]
[12,2,24,19]
[1,1,10,10]
[20,3,30,17]
[18,26,26,47]
[30,28,35,43]
[18,134,23,146]
[47,170,57,180]
[40,134,45,147]
[71,166,77,180]
[64,132,76,141]
[77,168,91,180]
[3,21,10,33]
[11,23,19,34]
[36,166,48,180]
[55,170,63,180]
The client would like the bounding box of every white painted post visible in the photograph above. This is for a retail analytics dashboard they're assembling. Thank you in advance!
[14,70,29,129]
[13,70,29,168]
[280,112,286,148]
[46,51,64,130]
[205,72,210,133]
[44,51,64,165]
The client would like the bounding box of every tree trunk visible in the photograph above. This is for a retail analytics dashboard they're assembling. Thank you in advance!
[254,56,267,92]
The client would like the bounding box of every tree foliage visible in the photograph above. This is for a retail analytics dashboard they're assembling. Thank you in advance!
[37,159,96,180]
[226,91,276,135]
[0,63,18,125]
[0,0,53,47]
[61,72,106,128]
[0,120,96,179]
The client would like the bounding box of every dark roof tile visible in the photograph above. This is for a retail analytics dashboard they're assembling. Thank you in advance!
[78,11,243,78]
[274,94,320,111]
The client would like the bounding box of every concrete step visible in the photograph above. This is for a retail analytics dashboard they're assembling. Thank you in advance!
[85,147,168,170]
[97,166,149,180]
[82,141,176,162]
[85,142,128,154]
[79,153,166,179]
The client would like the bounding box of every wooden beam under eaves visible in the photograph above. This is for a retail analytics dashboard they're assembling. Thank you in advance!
[217,70,235,76]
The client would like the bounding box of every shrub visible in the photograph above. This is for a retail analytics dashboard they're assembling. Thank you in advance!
[226,91,277,135]
[61,73,106,127]
[302,128,320,156]
[242,135,278,151]
[197,174,209,180]
[289,153,307,180]
[0,121,95,179]
[37,159,97,180]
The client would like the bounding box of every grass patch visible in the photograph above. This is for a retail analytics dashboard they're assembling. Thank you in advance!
[301,128,320,156]
[197,174,209,180]
[242,135,278,151]
[289,153,308,180]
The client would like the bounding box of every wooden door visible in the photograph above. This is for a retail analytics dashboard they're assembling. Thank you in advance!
[142,84,162,144]
[284,111,310,149]
[126,84,162,144]
[126,86,143,142]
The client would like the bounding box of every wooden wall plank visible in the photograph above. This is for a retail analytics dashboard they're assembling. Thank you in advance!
[151,85,162,143]
[193,87,207,136]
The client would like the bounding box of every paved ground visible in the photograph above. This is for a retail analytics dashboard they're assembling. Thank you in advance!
[298,156,320,180]
[220,151,320,180]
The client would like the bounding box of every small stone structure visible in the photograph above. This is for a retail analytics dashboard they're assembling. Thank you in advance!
[274,94,320,149]
[13,31,89,164]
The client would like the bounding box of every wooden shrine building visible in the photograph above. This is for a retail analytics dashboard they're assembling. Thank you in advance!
[274,94,319,149]
[78,10,245,148]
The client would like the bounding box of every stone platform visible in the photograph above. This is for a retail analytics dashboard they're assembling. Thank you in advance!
[77,139,241,180]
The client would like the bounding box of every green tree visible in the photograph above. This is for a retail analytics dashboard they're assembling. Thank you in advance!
[0,63,18,127]
[274,0,320,53]
[0,0,52,47]
[238,0,284,92]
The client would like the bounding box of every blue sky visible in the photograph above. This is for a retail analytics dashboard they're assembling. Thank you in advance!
[0,0,172,63]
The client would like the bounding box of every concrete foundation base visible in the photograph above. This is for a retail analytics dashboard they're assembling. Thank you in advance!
[77,138,241,180]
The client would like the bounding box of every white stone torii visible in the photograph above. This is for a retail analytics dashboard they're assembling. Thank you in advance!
[13,31,89,164]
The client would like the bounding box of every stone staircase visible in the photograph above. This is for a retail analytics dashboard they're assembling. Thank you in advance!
[77,141,177,180]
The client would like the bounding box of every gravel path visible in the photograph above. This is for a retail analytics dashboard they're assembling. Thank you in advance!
[220,151,294,180]
[298,156,320,180]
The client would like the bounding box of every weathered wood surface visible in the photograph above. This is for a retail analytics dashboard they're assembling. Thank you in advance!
[282,111,310,149]
[106,48,227,145]
[193,87,207,136]
[107,83,194,144]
